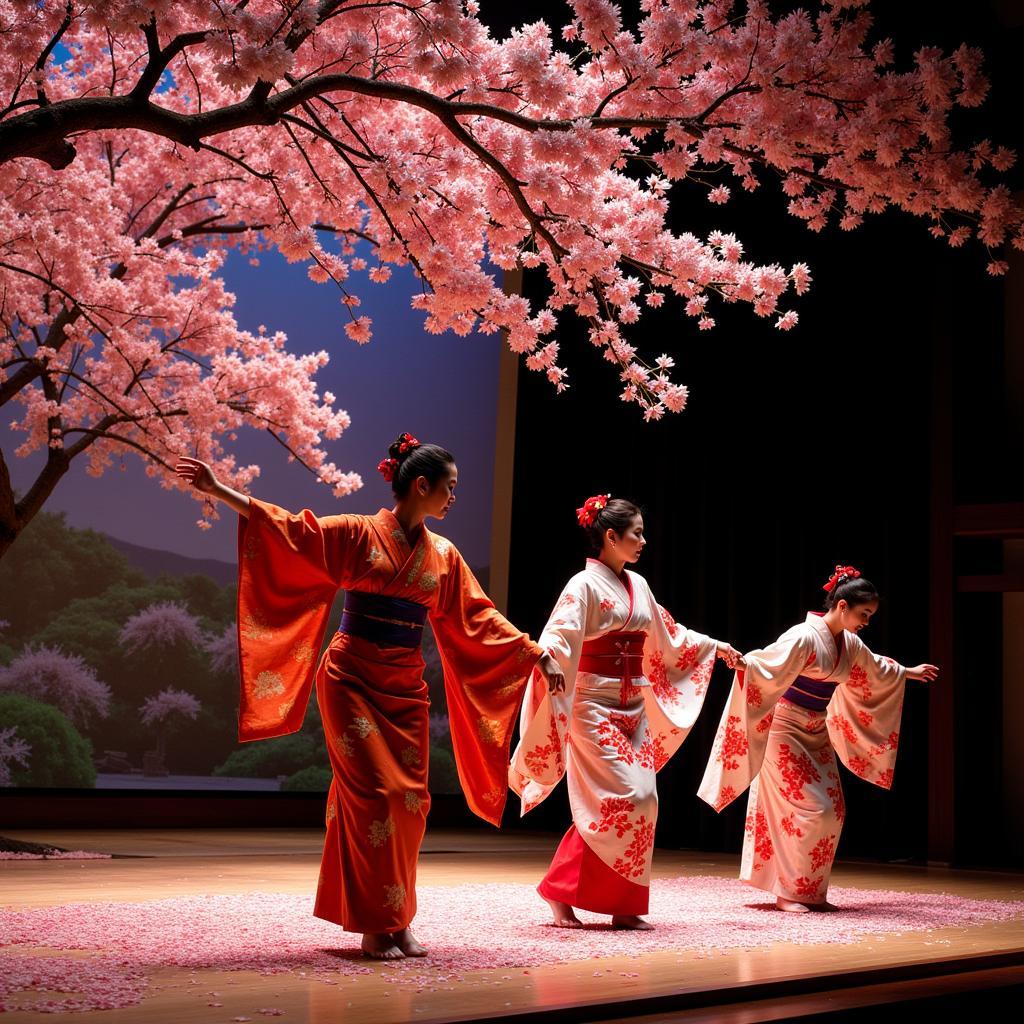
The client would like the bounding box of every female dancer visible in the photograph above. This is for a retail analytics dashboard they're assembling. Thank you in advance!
[698,566,938,911]
[176,435,563,959]
[510,495,742,929]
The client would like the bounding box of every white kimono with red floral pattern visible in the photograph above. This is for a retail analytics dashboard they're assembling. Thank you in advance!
[698,612,907,904]
[509,558,719,913]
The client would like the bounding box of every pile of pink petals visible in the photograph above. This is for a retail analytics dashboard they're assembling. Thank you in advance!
[2,877,1022,1012]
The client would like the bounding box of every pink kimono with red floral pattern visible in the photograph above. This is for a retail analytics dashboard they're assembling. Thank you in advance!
[509,558,719,914]
[698,612,907,904]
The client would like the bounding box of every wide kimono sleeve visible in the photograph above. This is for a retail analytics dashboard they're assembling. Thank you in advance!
[826,637,907,790]
[508,575,588,814]
[640,585,720,772]
[428,548,543,827]
[697,625,814,812]
[236,498,363,742]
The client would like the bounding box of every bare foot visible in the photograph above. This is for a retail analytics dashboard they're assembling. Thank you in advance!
[776,896,811,913]
[392,926,427,957]
[361,932,404,959]
[542,895,582,928]
[612,915,654,930]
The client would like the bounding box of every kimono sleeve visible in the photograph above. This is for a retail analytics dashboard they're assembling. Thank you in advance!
[429,548,543,826]
[826,637,907,790]
[236,498,360,742]
[508,575,588,814]
[641,587,720,771]
[697,625,814,812]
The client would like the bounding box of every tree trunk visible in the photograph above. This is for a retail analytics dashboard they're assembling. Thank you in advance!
[0,444,71,562]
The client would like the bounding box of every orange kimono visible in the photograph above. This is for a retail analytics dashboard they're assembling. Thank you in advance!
[236,499,541,933]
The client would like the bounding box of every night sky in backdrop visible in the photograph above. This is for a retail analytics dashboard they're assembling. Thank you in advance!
[7,248,503,568]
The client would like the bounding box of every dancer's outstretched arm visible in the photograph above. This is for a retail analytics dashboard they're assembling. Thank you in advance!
[175,457,251,518]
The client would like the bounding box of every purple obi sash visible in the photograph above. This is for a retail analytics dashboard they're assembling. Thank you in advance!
[339,591,428,649]
[782,675,838,712]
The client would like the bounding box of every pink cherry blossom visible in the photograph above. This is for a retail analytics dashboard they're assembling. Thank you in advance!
[0,725,30,786]
[119,603,204,656]
[0,882,1021,1011]
[0,645,111,727]
[139,687,201,728]
[204,626,239,676]
[0,1,1019,558]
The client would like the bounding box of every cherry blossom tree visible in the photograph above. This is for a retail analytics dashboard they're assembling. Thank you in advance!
[0,725,31,786]
[1,1,1019,558]
[118,600,205,655]
[203,624,239,676]
[0,644,112,727]
[139,686,201,768]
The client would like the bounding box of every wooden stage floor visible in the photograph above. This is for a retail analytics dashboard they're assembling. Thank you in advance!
[3,829,1023,1023]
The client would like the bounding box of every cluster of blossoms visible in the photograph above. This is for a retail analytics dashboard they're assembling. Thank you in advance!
[139,686,201,728]
[0,0,1019,541]
[0,645,112,727]
[118,602,205,656]
[0,725,30,786]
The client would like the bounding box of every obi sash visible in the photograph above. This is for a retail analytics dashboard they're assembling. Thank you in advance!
[339,591,428,649]
[782,675,839,712]
[578,631,647,684]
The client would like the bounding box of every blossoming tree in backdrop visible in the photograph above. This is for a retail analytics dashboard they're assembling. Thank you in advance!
[0,0,1020,557]
[139,686,201,773]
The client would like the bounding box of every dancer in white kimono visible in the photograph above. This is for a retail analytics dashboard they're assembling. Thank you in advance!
[510,495,743,929]
[698,566,938,912]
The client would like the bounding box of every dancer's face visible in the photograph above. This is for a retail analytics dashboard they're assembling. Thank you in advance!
[419,464,457,520]
[609,515,645,564]
[836,598,877,633]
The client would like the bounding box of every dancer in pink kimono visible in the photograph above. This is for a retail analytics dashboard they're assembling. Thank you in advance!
[698,566,938,912]
[510,496,743,929]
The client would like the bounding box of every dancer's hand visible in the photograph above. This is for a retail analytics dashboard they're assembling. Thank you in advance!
[175,456,218,494]
[538,653,565,694]
[906,663,939,682]
[716,642,745,670]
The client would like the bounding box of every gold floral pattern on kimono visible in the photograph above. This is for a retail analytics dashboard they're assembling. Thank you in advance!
[368,816,396,848]
[383,883,406,911]
[477,716,502,746]
[241,610,273,642]
[253,670,285,699]
[290,639,316,665]
[349,716,380,739]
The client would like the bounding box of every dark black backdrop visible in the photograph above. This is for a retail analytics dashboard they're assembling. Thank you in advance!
[495,2,1023,868]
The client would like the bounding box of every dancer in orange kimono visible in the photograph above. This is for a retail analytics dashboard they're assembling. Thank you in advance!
[176,435,562,959]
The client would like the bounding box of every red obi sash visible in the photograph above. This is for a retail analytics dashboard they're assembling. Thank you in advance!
[578,631,647,685]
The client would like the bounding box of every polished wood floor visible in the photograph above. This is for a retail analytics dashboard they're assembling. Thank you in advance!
[3,829,1023,1023]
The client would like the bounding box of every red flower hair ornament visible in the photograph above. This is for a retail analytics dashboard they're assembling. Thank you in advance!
[377,433,421,481]
[823,564,861,593]
[576,494,611,528]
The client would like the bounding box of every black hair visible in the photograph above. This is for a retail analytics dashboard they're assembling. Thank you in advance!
[581,497,642,556]
[823,573,879,610]
[388,436,455,499]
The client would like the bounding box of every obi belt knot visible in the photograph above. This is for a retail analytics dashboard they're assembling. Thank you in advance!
[782,674,839,712]
[578,631,648,685]
[339,591,428,649]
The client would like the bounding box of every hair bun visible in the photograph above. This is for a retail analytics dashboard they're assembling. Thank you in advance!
[387,432,421,461]
[576,494,610,528]
[823,564,861,593]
